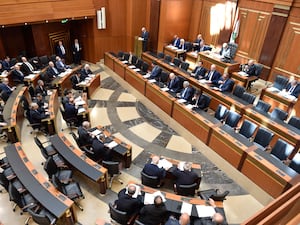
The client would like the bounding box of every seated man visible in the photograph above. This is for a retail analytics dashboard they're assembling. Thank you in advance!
[139,195,167,225]
[55,56,69,73]
[64,96,80,126]
[191,61,207,80]
[36,93,48,113]
[219,43,231,59]
[142,155,166,181]
[240,59,256,76]
[0,78,16,100]
[80,64,93,80]
[47,61,60,79]
[77,121,112,161]
[114,184,143,217]
[204,64,221,85]
[70,72,84,90]
[172,34,180,48]
[21,56,35,76]
[35,79,48,96]
[177,81,194,102]
[11,64,25,84]
[165,213,190,225]
[282,79,300,98]
[173,161,199,190]
[167,73,182,93]
[214,72,235,92]
[191,90,209,110]
[149,62,162,80]
[29,102,49,130]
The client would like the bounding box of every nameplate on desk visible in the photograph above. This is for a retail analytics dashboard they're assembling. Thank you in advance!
[23,157,29,162]
[80,155,87,161]
[94,164,101,169]
[31,169,38,175]
[58,194,67,201]
[17,146,22,151]
[235,141,243,147]
[69,145,75,150]
[287,130,296,136]
[43,182,50,189]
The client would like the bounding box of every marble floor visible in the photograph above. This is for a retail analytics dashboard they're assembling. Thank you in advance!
[0,62,274,225]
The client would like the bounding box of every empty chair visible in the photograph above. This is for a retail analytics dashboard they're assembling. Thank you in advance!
[141,171,160,188]
[175,183,198,197]
[140,62,149,75]
[109,202,134,225]
[289,153,300,174]
[239,120,258,139]
[273,75,289,91]
[254,100,271,113]
[288,116,300,130]
[135,59,143,69]
[214,104,229,121]
[180,62,190,71]
[39,55,49,68]
[196,94,211,111]
[241,92,256,104]
[164,55,172,63]
[44,156,73,184]
[157,52,164,59]
[0,172,9,193]
[102,161,123,188]
[49,54,56,63]
[131,55,138,65]
[233,85,245,98]
[173,57,181,67]
[270,107,288,121]
[34,136,57,161]
[27,207,57,225]
[224,111,241,128]
[198,189,230,201]
[253,127,274,149]
[270,139,294,161]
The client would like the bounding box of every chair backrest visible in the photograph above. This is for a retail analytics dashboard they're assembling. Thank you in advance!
[289,153,300,174]
[173,57,181,67]
[177,183,198,196]
[135,59,143,69]
[34,137,49,160]
[241,92,256,104]
[254,64,263,77]
[288,116,300,130]
[214,104,229,121]
[239,120,258,139]
[160,71,169,84]
[141,171,160,188]
[273,75,289,91]
[180,62,190,71]
[185,42,193,52]
[270,139,294,161]
[228,42,238,59]
[254,100,271,113]
[131,55,138,65]
[253,127,274,148]
[270,107,288,121]
[51,174,64,193]
[123,53,130,61]
[117,51,124,59]
[102,161,119,176]
[44,157,58,179]
[39,55,49,67]
[233,85,245,98]
[0,172,9,191]
[157,52,164,59]
[8,182,23,208]
[210,190,230,201]
[70,131,82,147]
[141,62,149,72]
[164,55,172,63]
[109,202,129,225]
[134,220,145,225]
[28,208,52,225]
[198,94,211,111]
[225,111,241,128]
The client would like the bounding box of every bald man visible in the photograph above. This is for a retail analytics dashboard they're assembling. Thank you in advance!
[165,213,190,225]
[141,27,149,52]
[142,155,166,180]
[241,59,256,77]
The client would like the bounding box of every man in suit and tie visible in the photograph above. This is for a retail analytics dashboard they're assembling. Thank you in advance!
[46,61,59,80]
[11,64,24,84]
[283,79,300,98]
[204,64,221,85]
[177,81,194,102]
[70,72,83,90]
[191,61,207,79]
[141,27,149,52]
[21,57,35,75]
[0,78,15,99]
[142,155,166,182]
[241,59,256,76]
[29,102,49,130]
[149,62,162,80]
[56,41,66,59]
[168,73,182,93]
[55,56,69,73]
[72,39,82,65]
[2,56,11,71]
[80,64,93,80]
[214,72,235,92]
[35,80,47,96]
[172,35,180,48]
[219,42,231,59]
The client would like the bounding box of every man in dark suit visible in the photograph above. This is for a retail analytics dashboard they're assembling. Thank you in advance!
[172,35,180,48]
[168,73,182,93]
[0,78,15,97]
[114,184,143,217]
[191,61,207,79]
[11,64,24,84]
[284,79,300,98]
[215,73,235,92]
[177,81,194,102]
[29,102,48,129]
[241,59,256,76]
[172,161,199,189]
[20,57,35,76]
[72,39,82,65]
[138,195,167,225]
[55,56,69,73]
[2,56,11,71]
[56,41,66,59]
[199,41,212,52]
[80,64,93,80]
[35,80,47,96]
[64,97,79,125]
[46,61,60,79]
[141,27,149,52]
[193,34,203,51]
[204,64,221,85]
[70,72,83,90]
[149,62,162,80]
[142,155,166,180]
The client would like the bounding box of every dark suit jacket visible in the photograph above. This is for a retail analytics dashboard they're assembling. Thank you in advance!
[286,83,300,98]
[245,64,256,76]
[142,163,166,179]
[2,61,10,71]
[141,31,149,42]
[21,62,34,76]
[64,102,77,120]
[115,188,143,216]
[56,45,66,59]
[11,70,24,83]
[172,168,199,187]
[150,65,162,79]
[219,78,235,92]
[178,43,187,51]
[168,76,181,93]
[193,66,207,79]
[55,60,67,73]
[0,83,13,95]
[29,109,47,125]
[77,126,93,146]
[139,203,167,225]
[205,70,221,85]
[70,75,82,90]
[80,68,92,80]
[35,85,47,96]
[46,66,59,79]
[199,45,212,52]
[179,87,194,102]
[172,38,180,48]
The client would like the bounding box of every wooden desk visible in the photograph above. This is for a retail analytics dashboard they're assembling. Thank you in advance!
[163,45,186,59]
[2,85,28,143]
[104,52,115,71]
[50,133,108,194]
[41,89,58,135]
[260,88,298,116]
[51,65,82,95]
[5,143,76,224]
[23,67,48,87]
[77,73,101,98]
[125,67,147,95]
[113,58,127,79]
[95,125,132,168]
[231,72,257,88]
[198,52,240,73]
[185,52,199,71]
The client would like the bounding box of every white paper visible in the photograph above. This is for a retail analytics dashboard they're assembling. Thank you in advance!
[105,141,118,149]
[199,79,207,84]
[143,74,151,79]
[75,100,86,106]
[121,60,128,64]
[161,87,169,92]
[267,87,280,92]
[91,129,102,137]
[128,65,136,69]
[196,205,216,218]
[25,74,36,79]
[238,71,248,76]
[177,161,185,171]
[133,68,141,72]
[77,107,86,114]
[185,104,194,110]
[157,158,173,170]
[181,202,193,216]
[33,70,40,74]
[178,99,187,103]
[144,191,166,205]
[148,79,156,83]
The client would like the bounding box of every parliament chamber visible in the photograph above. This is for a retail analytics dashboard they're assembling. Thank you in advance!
[0,0,300,225]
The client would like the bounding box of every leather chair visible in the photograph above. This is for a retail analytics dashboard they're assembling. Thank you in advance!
[69,131,96,160]
[117,51,124,59]
[157,52,164,59]
[270,139,294,161]
[109,202,135,225]
[135,59,143,69]
[39,55,49,68]
[233,85,245,98]
[198,189,230,201]
[224,111,241,128]
[44,156,73,184]
[175,183,198,196]
[140,62,149,75]
[60,105,78,130]
[180,62,190,71]
[134,219,145,225]
[0,172,9,193]
[34,136,57,161]
[289,153,300,174]
[254,100,271,113]
[131,55,138,65]
[238,119,258,139]
[160,71,169,84]
[27,208,57,225]
[270,107,288,121]
[288,116,300,130]
[123,53,130,61]
[173,57,181,67]
[241,92,256,104]
[273,75,289,91]
[214,104,229,122]
[102,160,123,188]
[228,42,238,60]
[197,94,211,111]
[253,127,274,149]
[141,171,160,188]
[164,55,172,63]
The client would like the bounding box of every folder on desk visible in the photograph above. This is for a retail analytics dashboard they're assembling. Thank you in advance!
[106,141,118,149]
[91,129,102,136]
[196,205,216,217]
[161,87,169,92]
[128,65,136,69]
[181,202,193,216]
[158,158,173,170]
[144,191,166,205]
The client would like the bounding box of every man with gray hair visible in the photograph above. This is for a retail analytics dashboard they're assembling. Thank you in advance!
[173,161,199,190]
[177,81,194,102]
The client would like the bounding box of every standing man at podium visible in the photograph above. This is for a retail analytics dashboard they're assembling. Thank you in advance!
[141,27,149,52]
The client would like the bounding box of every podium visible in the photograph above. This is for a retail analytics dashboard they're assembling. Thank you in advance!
[134,36,143,58]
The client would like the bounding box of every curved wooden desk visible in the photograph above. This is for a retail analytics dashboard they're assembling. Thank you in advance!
[49,133,108,194]
[4,143,76,224]
[77,73,101,99]
[41,89,58,135]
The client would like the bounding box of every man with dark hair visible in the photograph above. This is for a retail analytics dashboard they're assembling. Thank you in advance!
[139,195,167,225]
